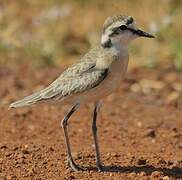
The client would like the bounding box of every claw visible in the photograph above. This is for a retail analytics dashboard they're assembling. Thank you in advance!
[96,163,104,172]
[68,159,85,172]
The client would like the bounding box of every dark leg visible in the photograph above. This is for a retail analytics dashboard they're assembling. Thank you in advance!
[61,103,84,171]
[92,101,103,171]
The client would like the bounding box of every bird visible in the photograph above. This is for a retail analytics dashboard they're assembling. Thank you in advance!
[9,14,155,172]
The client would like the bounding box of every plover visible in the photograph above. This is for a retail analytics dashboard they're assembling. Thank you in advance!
[10,15,154,172]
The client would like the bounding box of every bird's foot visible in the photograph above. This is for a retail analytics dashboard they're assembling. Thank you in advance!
[96,163,104,172]
[68,159,85,172]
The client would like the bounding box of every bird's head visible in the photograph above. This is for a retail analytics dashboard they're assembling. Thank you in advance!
[101,15,155,48]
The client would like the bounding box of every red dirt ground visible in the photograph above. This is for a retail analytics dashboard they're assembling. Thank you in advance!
[0,63,182,180]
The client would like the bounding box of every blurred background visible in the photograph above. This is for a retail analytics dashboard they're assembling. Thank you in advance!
[0,0,181,70]
[1,2,182,179]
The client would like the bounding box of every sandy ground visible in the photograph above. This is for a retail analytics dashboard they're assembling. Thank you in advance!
[0,64,182,180]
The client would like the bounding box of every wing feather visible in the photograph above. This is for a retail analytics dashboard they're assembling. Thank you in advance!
[9,45,111,108]
[60,68,109,96]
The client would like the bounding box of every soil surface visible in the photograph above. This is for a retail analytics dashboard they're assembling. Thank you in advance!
[0,63,182,180]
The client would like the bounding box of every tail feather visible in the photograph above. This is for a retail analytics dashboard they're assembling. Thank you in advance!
[9,82,62,108]
[9,91,42,108]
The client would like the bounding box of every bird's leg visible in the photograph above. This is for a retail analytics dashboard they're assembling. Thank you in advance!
[92,101,103,172]
[61,103,84,172]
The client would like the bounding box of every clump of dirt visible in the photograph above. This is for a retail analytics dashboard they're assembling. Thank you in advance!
[0,63,182,179]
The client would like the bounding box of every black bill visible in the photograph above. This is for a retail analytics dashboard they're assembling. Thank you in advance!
[127,28,155,38]
[135,29,155,38]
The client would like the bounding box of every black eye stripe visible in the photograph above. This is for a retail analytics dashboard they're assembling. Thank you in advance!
[127,27,137,34]
[109,31,119,37]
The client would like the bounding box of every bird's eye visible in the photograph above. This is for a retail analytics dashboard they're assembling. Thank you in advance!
[119,25,127,31]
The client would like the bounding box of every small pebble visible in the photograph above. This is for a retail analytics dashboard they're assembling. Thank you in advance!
[151,171,161,178]
[177,142,182,149]
[6,175,13,180]
[158,159,166,165]
[22,149,29,154]
[137,158,147,165]
[145,128,156,138]
[128,172,136,178]
[163,176,170,180]
[167,160,173,166]
[165,91,180,104]
[137,121,142,128]
[109,173,114,177]
[140,171,146,176]
[69,175,75,179]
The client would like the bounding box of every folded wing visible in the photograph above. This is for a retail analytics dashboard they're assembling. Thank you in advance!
[9,64,109,108]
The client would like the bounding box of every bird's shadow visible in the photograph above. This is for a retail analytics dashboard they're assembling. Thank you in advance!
[83,165,182,178]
